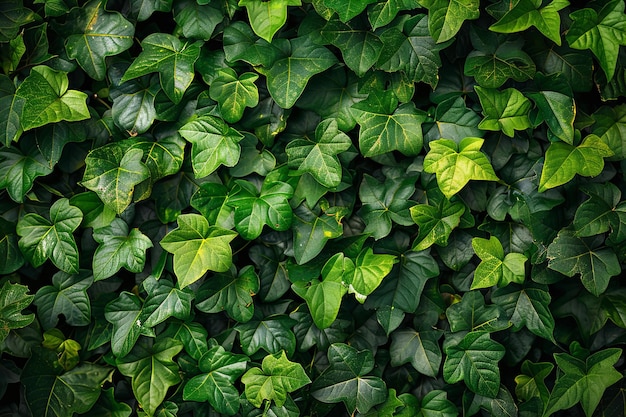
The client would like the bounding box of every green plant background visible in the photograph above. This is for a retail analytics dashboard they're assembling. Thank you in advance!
[1,0,626,416]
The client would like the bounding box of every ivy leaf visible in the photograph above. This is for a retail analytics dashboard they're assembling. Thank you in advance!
[109,74,160,136]
[351,90,427,157]
[475,86,532,137]
[16,198,82,273]
[323,0,377,22]
[423,137,499,199]
[310,343,387,414]
[538,134,613,192]
[292,202,343,264]
[242,350,311,408]
[64,0,134,80]
[178,115,244,178]
[515,360,554,404]
[470,235,527,289]
[70,191,117,230]
[573,182,626,241]
[105,291,153,358]
[117,338,183,417]
[128,133,186,181]
[445,290,510,333]
[142,276,194,327]
[443,331,506,398]
[33,270,93,329]
[173,0,223,41]
[566,0,626,81]
[367,0,419,30]
[128,0,173,21]
[161,321,209,361]
[410,189,465,250]
[424,96,482,144]
[183,340,249,415]
[92,218,153,281]
[190,182,234,230]
[547,229,620,296]
[235,314,297,356]
[345,248,396,302]
[417,0,480,43]
[238,0,302,42]
[489,0,569,45]
[591,103,626,159]
[527,89,575,144]
[390,327,443,377]
[265,35,337,109]
[396,390,458,417]
[223,21,281,67]
[15,65,89,131]
[0,137,54,203]
[0,1,36,43]
[545,347,623,417]
[286,118,352,188]
[0,281,34,343]
[209,68,259,123]
[121,33,203,104]
[492,282,556,341]
[160,213,238,289]
[0,75,23,146]
[195,265,260,323]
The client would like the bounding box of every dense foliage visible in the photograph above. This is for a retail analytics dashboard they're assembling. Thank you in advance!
[1,0,626,415]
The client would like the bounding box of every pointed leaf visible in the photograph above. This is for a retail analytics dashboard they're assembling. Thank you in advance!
[142,276,194,327]
[105,291,153,358]
[209,68,259,123]
[489,0,569,45]
[527,90,576,144]
[0,281,34,343]
[323,0,377,22]
[235,314,297,356]
[471,236,527,289]
[238,0,302,42]
[410,191,465,250]
[109,75,160,135]
[33,270,92,329]
[475,86,532,137]
[418,0,480,43]
[445,290,510,333]
[390,328,443,377]
[0,137,54,202]
[292,202,343,264]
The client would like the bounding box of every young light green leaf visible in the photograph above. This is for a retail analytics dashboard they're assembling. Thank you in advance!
[178,115,244,178]
[141,276,194,327]
[475,86,532,137]
[345,248,396,302]
[545,347,623,417]
[423,137,499,199]
[311,343,387,414]
[351,90,427,157]
[242,350,311,408]
[92,218,153,281]
[117,338,183,417]
[286,118,352,188]
[16,198,82,273]
[410,192,465,250]
[0,281,34,343]
[566,0,626,81]
[15,65,89,130]
[418,0,480,43]
[390,328,443,377]
[443,331,506,398]
[160,213,238,288]
[64,0,134,80]
[121,33,203,104]
[209,68,259,123]
[105,291,153,358]
[471,235,527,289]
[236,314,297,357]
[489,0,569,45]
[538,134,613,192]
[238,0,302,42]
[195,265,260,323]
[33,270,93,329]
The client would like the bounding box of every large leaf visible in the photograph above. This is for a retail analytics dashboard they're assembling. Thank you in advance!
[117,338,183,417]
[573,182,626,241]
[241,350,311,408]
[33,270,93,329]
[238,0,302,42]
[160,213,238,288]
[418,0,480,43]
[64,0,134,80]
[311,343,388,414]
[489,0,569,45]
[445,290,510,333]
[16,198,82,273]
[475,86,532,137]
[0,281,34,343]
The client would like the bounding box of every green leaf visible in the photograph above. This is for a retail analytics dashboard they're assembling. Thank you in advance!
[547,229,620,296]
[105,291,153,358]
[64,0,134,80]
[128,133,186,181]
[0,1,36,43]
[286,118,352,188]
[527,89,576,144]
[70,191,117,230]
[423,137,499,199]
[515,360,554,403]
[367,0,419,30]
[345,248,396,302]
[311,343,387,414]
[538,134,613,192]
[323,0,377,22]
[160,213,238,288]
[545,347,623,417]
[109,74,160,136]
[265,35,337,109]
[81,145,150,214]
[0,75,23,146]
[16,198,82,273]
[471,235,527,289]
[573,182,626,240]
[424,96,482,144]
[351,90,427,157]
[566,0,626,81]
[0,281,34,343]
[0,138,54,202]
[390,327,443,377]
[92,218,153,281]
[475,86,532,137]
[410,190,465,250]
[173,0,223,41]
[443,331,506,398]
[591,103,626,159]
[445,290,510,333]
[489,0,569,45]
[128,0,172,21]
[183,341,249,415]
[33,270,92,329]
[195,265,260,323]
[292,202,344,264]
[121,33,203,104]
[396,390,458,417]
[242,350,311,408]
[236,314,297,356]
[161,321,209,361]
[178,115,244,178]
[142,276,194,327]
[418,0,480,43]
[191,182,234,230]
[15,65,89,130]
[209,68,259,123]
[238,0,302,42]
[223,21,281,67]
[117,338,183,417]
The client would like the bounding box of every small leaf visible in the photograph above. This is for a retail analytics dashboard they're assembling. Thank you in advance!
[0,137,53,202]
[33,270,93,329]
[515,360,554,403]
[418,0,480,43]
[236,314,297,357]
[209,68,259,123]
[109,74,160,135]
[475,86,532,137]
[142,276,194,327]
[292,202,343,264]
[390,328,443,377]
[238,0,302,42]
[489,0,569,45]
[105,291,153,358]
[471,235,527,289]
[0,281,34,343]
[160,213,238,288]
[410,190,466,250]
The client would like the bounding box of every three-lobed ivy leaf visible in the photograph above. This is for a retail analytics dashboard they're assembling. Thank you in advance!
[236,314,297,357]
[238,0,302,43]
[209,68,259,123]
[345,248,396,302]
[573,182,626,241]
[418,0,480,43]
[242,350,311,408]
[565,0,626,81]
[160,213,238,288]
[0,281,34,343]
[471,235,527,289]
[16,198,82,273]
[105,291,154,358]
[141,276,194,327]
[121,33,203,104]
[515,360,554,404]
[390,327,443,377]
[410,189,466,250]
[445,290,510,333]
[475,86,532,137]
[489,0,569,45]
[424,137,499,199]
[33,270,93,329]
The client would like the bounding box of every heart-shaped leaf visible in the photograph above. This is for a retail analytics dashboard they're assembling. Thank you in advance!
[238,0,302,42]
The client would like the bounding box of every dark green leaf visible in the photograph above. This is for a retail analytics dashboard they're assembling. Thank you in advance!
[173,0,223,40]
[236,314,297,357]
[292,202,343,264]
[105,291,153,358]
[390,327,443,377]
[209,68,259,123]
[142,276,194,327]
[33,270,92,329]
[0,281,34,343]
[489,0,569,45]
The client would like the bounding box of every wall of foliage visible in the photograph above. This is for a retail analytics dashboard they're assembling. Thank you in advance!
[1,0,626,416]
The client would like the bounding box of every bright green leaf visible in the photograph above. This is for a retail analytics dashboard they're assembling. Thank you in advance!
[345,248,396,302]
[410,190,465,250]
[238,0,302,42]
[489,0,569,45]
[475,86,532,137]
[471,235,527,289]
